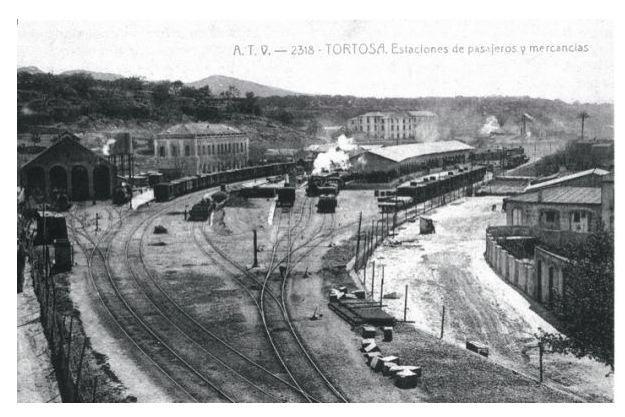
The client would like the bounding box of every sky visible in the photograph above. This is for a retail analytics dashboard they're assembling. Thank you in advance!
[17,20,613,103]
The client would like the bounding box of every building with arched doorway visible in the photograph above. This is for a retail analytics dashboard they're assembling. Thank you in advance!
[19,132,116,202]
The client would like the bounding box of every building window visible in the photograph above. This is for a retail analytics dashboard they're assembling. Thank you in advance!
[185,145,191,156]
[540,210,560,230]
[570,211,591,232]
[159,146,165,157]
[512,208,523,225]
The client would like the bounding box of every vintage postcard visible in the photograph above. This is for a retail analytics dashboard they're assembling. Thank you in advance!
[14,5,616,406]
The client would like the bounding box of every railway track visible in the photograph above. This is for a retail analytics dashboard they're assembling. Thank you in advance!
[67,206,228,402]
[67,187,283,402]
[64,182,346,402]
[197,193,348,402]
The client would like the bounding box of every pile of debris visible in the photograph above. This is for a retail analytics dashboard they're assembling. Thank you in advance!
[359,325,421,389]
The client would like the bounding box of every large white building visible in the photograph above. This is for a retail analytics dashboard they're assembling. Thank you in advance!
[349,140,474,173]
[154,123,249,176]
[347,110,438,142]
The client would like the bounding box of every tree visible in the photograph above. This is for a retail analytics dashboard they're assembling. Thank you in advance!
[152,81,172,104]
[30,132,41,144]
[537,230,614,370]
[171,80,184,96]
[578,111,590,140]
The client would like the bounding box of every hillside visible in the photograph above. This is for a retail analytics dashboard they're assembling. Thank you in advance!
[186,75,298,97]
[59,69,126,81]
[17,66,44,74]
[17,71,614,160]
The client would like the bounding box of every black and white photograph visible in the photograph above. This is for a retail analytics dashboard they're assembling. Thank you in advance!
[10,1,620,407]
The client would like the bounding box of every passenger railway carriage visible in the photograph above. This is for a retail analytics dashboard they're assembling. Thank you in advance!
[154,162,296,202]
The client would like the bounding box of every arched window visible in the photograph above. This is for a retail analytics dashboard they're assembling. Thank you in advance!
[159,146,166,157]
[185,145,191,156]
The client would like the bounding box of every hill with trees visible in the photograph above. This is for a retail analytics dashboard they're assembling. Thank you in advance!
[17,71,613,154]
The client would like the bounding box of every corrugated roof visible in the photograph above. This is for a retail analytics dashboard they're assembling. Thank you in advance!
[364,140,474,163]
[506,187,601,205]
[160,122,242,136]
[525,168,610,191]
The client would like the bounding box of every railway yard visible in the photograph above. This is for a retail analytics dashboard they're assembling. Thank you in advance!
[20,168,606,403]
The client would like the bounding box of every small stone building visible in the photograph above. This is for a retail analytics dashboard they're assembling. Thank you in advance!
[19,132,116,201]
[504,187,602,235]
[488,171,613,311]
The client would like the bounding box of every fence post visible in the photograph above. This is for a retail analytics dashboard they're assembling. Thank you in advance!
[92,377,98,402]
[66,316,75,385]
[74,339,88,402]
[371,261,376,300]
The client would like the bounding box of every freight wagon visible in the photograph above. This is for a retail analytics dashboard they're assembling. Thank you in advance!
[154,162,295,202]
[317,194,337,213]
[396,165,487,205]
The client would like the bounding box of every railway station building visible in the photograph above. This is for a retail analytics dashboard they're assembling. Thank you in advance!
[154,122,250,177]
[19,132,117,201]
[349,140,474,174]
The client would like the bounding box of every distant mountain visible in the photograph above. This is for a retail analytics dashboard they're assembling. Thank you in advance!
[59,69,126,81]
[186,75,298,97]
[17,66,44,74]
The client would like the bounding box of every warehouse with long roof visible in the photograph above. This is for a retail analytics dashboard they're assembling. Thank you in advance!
[349,140,474,173]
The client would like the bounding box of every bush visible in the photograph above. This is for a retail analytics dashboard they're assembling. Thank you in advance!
[153,225,168,234]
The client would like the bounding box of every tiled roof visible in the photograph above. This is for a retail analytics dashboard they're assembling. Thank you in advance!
[525,168,610,191]
[160,123,242,136]
[506,187,601,205]
[364,140,474,163]
[354,110,437,119]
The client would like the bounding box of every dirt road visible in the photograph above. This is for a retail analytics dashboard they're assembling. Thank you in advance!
[366,196,612,402]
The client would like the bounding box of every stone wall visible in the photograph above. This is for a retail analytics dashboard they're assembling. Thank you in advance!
[485,231,536,301]
[485,228,571,309]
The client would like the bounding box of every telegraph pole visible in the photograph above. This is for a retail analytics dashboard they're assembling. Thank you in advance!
[355,212,362,268]
[252,229,258,268]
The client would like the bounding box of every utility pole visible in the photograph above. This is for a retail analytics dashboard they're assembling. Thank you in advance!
[252,229,258,268]
[403,284,408,322]
[440,306,446,339]
[95,213,100,233]
[355,212,362,268]
[379,265,384,307]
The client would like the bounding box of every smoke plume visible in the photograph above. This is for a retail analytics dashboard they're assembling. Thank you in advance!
[479,115,501,136]
[102,138,116,156]
[312,134,354,175]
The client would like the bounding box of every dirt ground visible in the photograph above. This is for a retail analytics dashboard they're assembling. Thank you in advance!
[363,195,613,402]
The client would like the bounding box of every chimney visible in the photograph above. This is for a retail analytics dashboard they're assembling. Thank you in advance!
[537,189,543,203]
